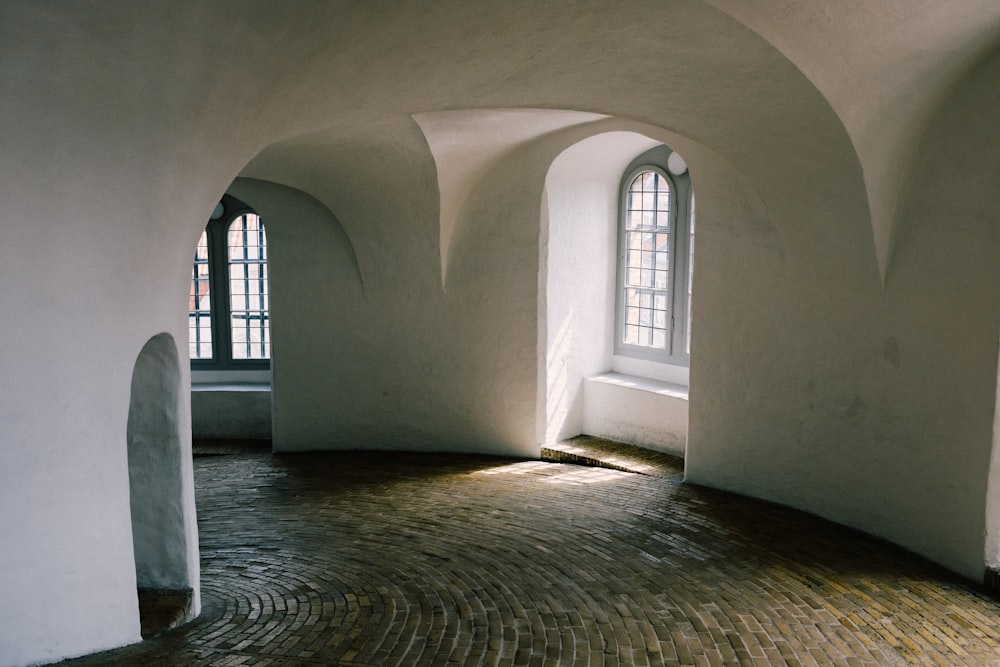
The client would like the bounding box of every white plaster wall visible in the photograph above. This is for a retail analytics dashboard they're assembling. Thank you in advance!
[239,117,648,457]
[191,387,272,440]
[413,109,608,286]
[0,138,209,665]
[704,0,1000,280]
[233,144,543,453]
[964,46,1000,575]
[541,132,661,443]
[988,351,1000,571]
[686,43,1000,581]
[0,5,321,664]
[895,45,1000,576]
[220,178,366,449]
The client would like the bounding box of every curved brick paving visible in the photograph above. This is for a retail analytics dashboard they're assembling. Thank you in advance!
[58,441,1000,666]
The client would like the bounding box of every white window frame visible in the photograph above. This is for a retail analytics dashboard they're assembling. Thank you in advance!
[614,146,694,367]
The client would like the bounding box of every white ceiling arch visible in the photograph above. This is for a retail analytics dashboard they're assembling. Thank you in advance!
[703,0,1000,282]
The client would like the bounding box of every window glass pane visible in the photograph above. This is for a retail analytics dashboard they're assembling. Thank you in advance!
[621,169,673,351]
[228,214,270,360]
[188,231,212,359]
[657,191,670,212]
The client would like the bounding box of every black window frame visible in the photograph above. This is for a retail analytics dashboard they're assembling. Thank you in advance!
[189,194,271,371]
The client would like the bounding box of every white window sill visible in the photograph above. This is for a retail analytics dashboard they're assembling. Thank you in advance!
[191,382,271,393]
[583,372,688,457]
[192,369,272,386]
[587,372,688,400]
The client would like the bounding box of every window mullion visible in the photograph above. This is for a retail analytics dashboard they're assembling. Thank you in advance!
[256,222,267,359]
[240,218,250,361]
[662,174,675,357]
[209,218,231,364]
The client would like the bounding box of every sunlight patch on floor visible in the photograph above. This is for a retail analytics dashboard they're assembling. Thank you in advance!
[474,460,633,484]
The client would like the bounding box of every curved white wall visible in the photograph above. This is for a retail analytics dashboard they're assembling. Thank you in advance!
[686,42,1000,580]
[902,44,1000,576]
[0,6,300,663]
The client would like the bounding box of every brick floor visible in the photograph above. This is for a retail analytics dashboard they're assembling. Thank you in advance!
[57,438,1000,666]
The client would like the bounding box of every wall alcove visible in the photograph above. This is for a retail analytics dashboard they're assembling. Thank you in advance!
[126,332,198,635]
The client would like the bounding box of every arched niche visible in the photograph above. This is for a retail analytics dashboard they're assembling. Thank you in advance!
[541,131,664,444]
[127,332,200,631]
[540,130,709,456]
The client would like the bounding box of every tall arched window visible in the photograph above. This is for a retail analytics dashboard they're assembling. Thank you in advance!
[616,146,694,365]
[188,195,270,368]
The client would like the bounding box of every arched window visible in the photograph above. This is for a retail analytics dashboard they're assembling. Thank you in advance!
[188,195,270,368]
[616,147,694,365]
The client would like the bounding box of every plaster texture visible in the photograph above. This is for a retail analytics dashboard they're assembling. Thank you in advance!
[2,2,1000,664]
